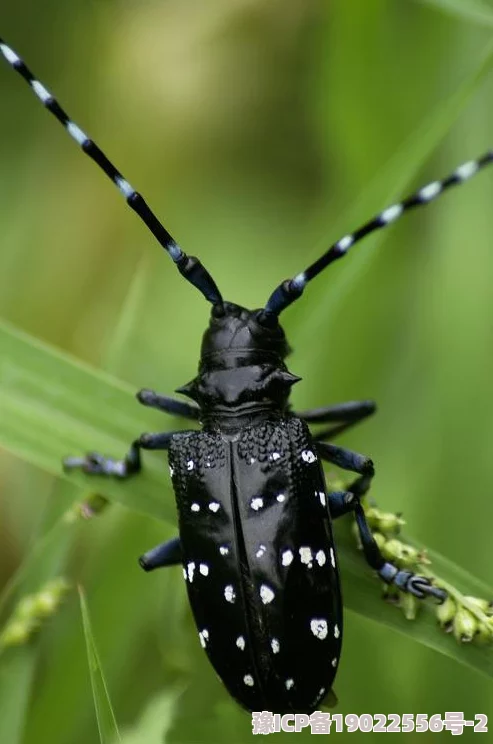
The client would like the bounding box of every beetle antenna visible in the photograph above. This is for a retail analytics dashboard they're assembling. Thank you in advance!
[262,150,493,317]
[0,39,223,307]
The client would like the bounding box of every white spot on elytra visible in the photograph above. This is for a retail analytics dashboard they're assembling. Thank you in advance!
[334,624,340,639]
[318,491,326,507]
[256,544,266,558]
[66,121,89,146]
[299,546,313,568]
[285,678,294,690]
[199,629,209,648]
[31,80,52,103]
[270,451,281,462]
[191,503,200,512]
[271,638,280,654]
[276,493,286,503]
[219,545,229,556]
[243,674,254,687]
[260,584,275,604]
[331,657,338,667]
[380,203,403,224]
[301,449,316,463]
[282,549,294,566]
[187,562,195,582]
[330,547,336,568]
[208,501,220,512]
[236,635,245,651]
[315,550,326,567]
[224,585,236,603]
[186,459,194,471]
[169,465,174,477]
[310,618,328,640]
[199,563,209,576]
[419,181,441,201]
[456,160,478,181]
[251,497,264,511]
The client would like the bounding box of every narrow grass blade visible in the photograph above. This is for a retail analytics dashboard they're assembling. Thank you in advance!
[79,587,121,744]
[290,37,493,338]
[0,648,37,744]
[417,0,493,29]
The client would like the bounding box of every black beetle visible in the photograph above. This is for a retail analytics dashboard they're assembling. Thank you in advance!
[3,37,489,714]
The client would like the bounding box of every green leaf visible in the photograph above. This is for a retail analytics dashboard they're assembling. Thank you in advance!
[114,687,183,744]
[0,318,173,522]
[2,317,493,684]
[79,587,121,744]
[0,648,37,744]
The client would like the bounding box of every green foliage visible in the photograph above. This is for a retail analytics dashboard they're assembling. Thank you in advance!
[1,1,493,742]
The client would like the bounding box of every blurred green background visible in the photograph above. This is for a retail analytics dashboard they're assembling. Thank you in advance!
[2,0,493,741]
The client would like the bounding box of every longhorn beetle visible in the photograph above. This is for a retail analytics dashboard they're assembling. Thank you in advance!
[2,37,488,715]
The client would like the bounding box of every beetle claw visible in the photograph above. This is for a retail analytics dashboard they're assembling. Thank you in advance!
[62,452,127,477]
[408,575,447,603]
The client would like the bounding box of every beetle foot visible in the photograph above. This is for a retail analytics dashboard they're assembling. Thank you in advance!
[407,575,447,603]
[63,452,130,478]
[379,563,447,603]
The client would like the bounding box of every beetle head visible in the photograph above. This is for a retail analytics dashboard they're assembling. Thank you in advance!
[175,303,299,411]
[200,302,290,365]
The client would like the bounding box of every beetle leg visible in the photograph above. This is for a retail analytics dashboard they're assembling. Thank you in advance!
[299,400,375,441]
[137,389,200,420]
[298,399,375,425]
[139,536,182,572]
[352,498,447,602]
[327,489,446,602]
[298,400,376,442]
[326,473,371,517]
[63,430,179,478]
[315,441,375,480]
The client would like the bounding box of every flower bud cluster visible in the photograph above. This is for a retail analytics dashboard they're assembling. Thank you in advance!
[0,578,70,650]
[347,497,493,644]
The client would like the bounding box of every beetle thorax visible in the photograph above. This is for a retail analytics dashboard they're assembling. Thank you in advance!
[175,303,300,425]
